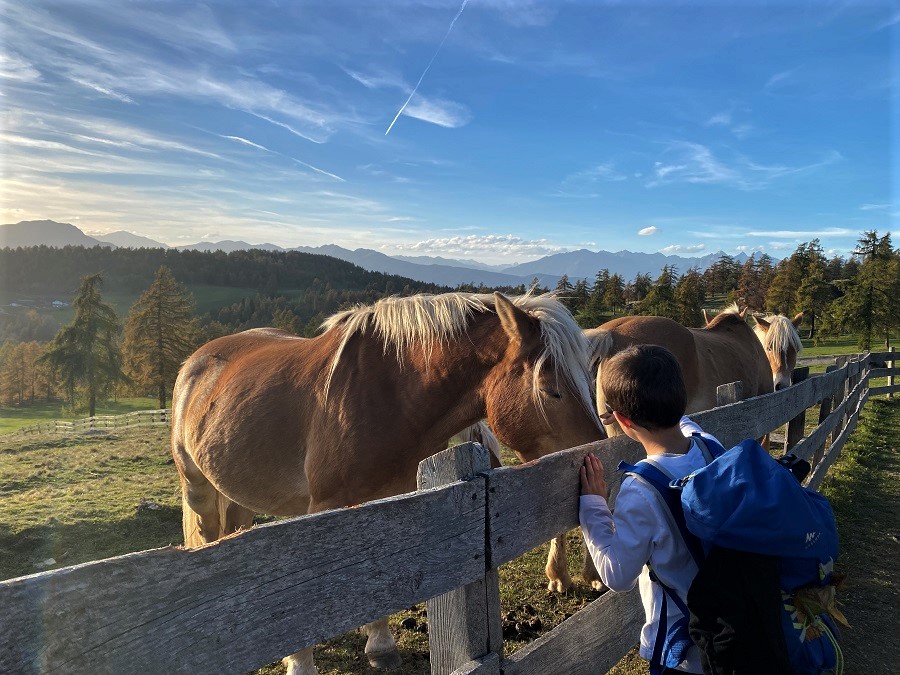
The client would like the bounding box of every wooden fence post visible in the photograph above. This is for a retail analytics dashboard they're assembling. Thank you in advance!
[785,366,810,452]
[417,442,502,675]
[889,346,895,398]
[716,381,743,406]
[832,356,850,444]
[810,364,839,468]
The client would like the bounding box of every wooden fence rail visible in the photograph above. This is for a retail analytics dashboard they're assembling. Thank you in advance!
[1,352,895,675]
[16,409,171,436]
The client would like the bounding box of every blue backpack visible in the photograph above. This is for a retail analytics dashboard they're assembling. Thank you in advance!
[619,433,843,675]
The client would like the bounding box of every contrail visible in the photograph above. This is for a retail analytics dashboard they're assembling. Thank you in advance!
[385,0,469,136]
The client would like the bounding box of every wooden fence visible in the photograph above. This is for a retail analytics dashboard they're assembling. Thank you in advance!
[1,351,895,675]
[16,409,171,436]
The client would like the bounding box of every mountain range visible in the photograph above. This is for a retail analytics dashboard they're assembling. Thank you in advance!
[1,220,755,287]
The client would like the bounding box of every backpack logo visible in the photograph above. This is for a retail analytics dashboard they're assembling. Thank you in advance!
[804,531,820,548]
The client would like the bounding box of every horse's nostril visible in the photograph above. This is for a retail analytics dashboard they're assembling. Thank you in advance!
[775,383,784,391]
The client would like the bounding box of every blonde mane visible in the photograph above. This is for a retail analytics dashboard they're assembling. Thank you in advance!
[321,292,600,425]
[753,313,803,355]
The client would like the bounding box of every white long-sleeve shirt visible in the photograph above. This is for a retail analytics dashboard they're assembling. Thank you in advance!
[580,417,721,674]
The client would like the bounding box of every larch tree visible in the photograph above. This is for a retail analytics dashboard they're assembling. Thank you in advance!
[122,266,198,409]
[41,273,121,416]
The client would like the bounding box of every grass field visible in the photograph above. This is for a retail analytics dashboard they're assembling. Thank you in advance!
[1,396,897,674]
[0,397,160,435]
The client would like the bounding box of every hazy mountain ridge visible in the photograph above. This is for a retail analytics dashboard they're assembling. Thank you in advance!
[1,220,761,287]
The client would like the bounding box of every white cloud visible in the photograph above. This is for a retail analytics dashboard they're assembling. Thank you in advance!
[394,234,566,258]
[223,135,269,151]
[638,226,658,236]
[746,227,854,238]
[660,244,706,254]
[402,96,472,129]
[765,68,796,89]
[647,142,842,191]
[0,52,41,82]
[860,203,892,211]
[705,112,731,127]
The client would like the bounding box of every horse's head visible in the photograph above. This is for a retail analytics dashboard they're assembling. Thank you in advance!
[483,293,603,463]
[753,312,803,391]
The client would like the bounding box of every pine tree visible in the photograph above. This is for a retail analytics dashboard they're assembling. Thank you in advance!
[41,273,121,415]
[603,273,626,313]
[674,269,706,327]
[122,266,198,409]
[638,266,678,319]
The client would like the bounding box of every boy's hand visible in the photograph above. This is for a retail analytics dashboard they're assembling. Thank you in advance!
[580,453,608,499]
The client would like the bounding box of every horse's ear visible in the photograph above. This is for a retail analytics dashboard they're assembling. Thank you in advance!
[739,307,747,319]
[702,309,711,326]
[494,292,538,347]
[754,315,771,331]
[792,312,804,328]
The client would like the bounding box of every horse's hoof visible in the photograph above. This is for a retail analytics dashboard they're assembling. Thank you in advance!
[589,579,607,592]
[367,650,402,670]
[546,578,571,593]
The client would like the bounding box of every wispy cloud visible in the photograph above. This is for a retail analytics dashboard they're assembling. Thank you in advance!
[860,203,892,211]
[220,133,344,181]
[660,244,706,254]
[638,226,658,236]
[386,0,470,135]
[0,52,41,82]
[705,112,732,127]
[647,142,842,190]
[765,67,798,89]
[402,96,472,129]
[746,227,854,238]
[393,234,565,258]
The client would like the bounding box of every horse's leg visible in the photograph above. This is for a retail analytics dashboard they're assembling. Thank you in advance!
[180,474,224,547]
[219,492,255,535]
[361,617,403,669]
[580,537,607,591]
[545,534,573,593]
[283,649,317,675]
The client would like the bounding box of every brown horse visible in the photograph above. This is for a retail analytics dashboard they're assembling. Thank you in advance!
[171,292,603,675]
[546,305,774,592]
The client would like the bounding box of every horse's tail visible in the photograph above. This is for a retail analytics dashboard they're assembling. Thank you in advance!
[584,327,614,377]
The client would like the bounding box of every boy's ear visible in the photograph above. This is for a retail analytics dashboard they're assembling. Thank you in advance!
[613,410,633,429]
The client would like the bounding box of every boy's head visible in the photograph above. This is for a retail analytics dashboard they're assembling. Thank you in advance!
[600,344,687,430]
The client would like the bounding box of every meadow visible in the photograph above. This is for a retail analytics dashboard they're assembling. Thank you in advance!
[1,395,897,674]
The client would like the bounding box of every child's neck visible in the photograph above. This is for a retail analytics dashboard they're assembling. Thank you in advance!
[641,425,693,457]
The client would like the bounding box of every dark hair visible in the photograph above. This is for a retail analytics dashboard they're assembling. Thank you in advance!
[600,344,687,430]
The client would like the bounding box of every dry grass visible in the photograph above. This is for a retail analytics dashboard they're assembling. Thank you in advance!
[2,397,894,674]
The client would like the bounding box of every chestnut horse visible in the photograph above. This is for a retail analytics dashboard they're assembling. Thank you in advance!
[545,305,775,592]
[748,311,804,391]
[171,292,603,675]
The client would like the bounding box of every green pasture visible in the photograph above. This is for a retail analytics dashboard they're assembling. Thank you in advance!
[0,397,159,435]
[1,398,897,673]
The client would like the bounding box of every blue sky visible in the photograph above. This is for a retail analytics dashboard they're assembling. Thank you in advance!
[0,0,896,264]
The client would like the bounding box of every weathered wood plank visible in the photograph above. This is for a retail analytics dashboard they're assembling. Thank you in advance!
[807,389,870,491]
[419,443,502,675]
[0,481,485,675]
[809,365,838,467]
[451,652,501,675]
[867,367,900,379]
[792,370,867,463]
[487,434,641,568]
[716,381,743,406]
[500,588,642,675]
[690,364,848,448]
[869,385,899,396]
[889,346,895,399]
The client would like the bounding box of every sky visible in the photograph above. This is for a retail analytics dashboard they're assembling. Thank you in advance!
[0,0,896,265]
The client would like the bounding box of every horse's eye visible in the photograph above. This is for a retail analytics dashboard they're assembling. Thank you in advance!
[541,388,562,399]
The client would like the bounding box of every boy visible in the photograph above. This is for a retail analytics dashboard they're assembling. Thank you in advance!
[580,344,723,675]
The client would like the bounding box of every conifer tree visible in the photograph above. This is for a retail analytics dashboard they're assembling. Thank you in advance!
[41,273,121,415]
[122,266,198,409]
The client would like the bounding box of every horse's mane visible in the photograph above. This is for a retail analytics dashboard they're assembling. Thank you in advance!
[321,292,599,424]
[753,312,803,355]
[705,303,748,329]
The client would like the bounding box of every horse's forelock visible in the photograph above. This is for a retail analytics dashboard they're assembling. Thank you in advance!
[754,314,803,358]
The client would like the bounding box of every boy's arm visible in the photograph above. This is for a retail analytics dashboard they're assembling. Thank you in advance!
[579,481,655,592]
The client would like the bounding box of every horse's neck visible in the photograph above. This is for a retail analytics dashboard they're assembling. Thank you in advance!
[331,316,504,442]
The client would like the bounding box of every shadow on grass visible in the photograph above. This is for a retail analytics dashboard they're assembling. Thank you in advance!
[0,503,183,581]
